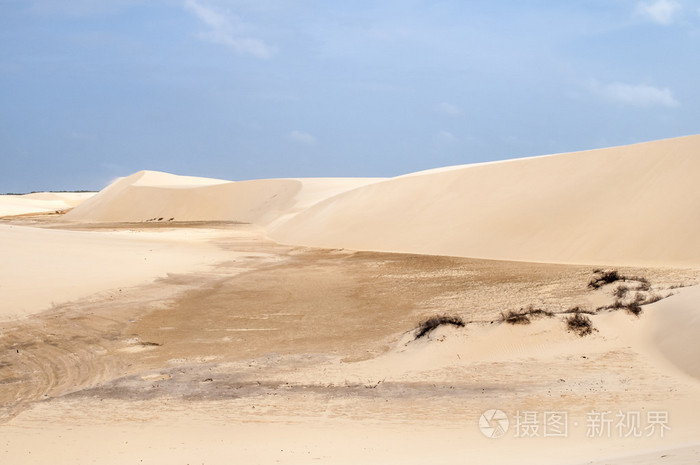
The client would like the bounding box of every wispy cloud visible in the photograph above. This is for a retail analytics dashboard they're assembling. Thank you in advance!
[183,0,275,58]
[636,0,681,25]
[288,130,317,146]
[590,81,679,107]
[434,102,463,117]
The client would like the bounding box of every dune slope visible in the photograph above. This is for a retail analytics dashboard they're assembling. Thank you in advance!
[64,170,383,225]
[0,192,95,217]
[270,135,700,266]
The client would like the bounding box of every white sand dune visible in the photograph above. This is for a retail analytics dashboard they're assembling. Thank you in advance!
[270,135,700,267]
[63,135,700,267]
[0,192,95,217]
[3,131,700,465]
[64,170,384,225]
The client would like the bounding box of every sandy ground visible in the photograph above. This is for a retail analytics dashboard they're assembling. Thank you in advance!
[1,218,699,464]
[2,136,700,464]
[0,221,263,318]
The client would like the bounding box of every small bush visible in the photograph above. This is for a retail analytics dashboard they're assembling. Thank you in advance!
[415,315,465,339]
[635,279,651,292]
[523,305,555,318]
[625,301,642,316]
[502,306,555,325]
[501,310,531,325]
[564,306,596,315]
[588,270,622,289]
[566,313,594,336]
[624,292,647,316]
[614,285,629,298]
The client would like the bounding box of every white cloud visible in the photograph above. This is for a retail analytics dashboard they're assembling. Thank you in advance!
[636,0,681,25]
[434,102,463,117]
[591,81,679,107]
[183,0,275,58]
[288,130,317,146]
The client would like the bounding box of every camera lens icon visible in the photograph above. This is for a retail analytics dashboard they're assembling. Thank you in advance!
[479,409,509,438]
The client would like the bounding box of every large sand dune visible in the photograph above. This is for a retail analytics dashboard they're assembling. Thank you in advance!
[271,135,700,267]
[63,135,700,267]
[3,135,700,464]
[64,170,384,225]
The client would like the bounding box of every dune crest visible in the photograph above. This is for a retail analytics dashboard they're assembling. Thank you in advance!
[270,135,700,266]
[64,170,383,225]
[63,135,700,266]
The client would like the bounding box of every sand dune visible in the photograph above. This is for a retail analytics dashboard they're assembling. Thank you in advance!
[64,135,700,267]
[0,191,95,217]
[271,135,700,267]
[64,170,384,225]
[4,136,700,464]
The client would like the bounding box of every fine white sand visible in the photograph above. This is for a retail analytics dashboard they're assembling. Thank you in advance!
[2,135,700,465]
[61,135,700,267]
[0,223,259,319]
[270,135,700,267]
[64,170,384,225]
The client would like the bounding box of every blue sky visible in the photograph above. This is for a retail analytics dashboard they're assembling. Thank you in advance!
[1,0,699,191]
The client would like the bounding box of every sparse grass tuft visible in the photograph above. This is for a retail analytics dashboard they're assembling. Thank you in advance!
[614,285,629,299]
[415,314,465,339]
[566,313,594,336]
[564,306,596,315]
[624,292,647,316]
[501,305,555,325]
[588,270,622,289]
[523,305,555,318]
[635,278,651,292]
[625,301,642,316]
[501,310,531,325]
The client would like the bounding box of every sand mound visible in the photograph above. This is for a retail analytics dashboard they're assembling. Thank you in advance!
[64,135,700,266]
[64,170,383,225]
[270,135,700,266]
[645,286,700,380]
[0,192,95,217]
